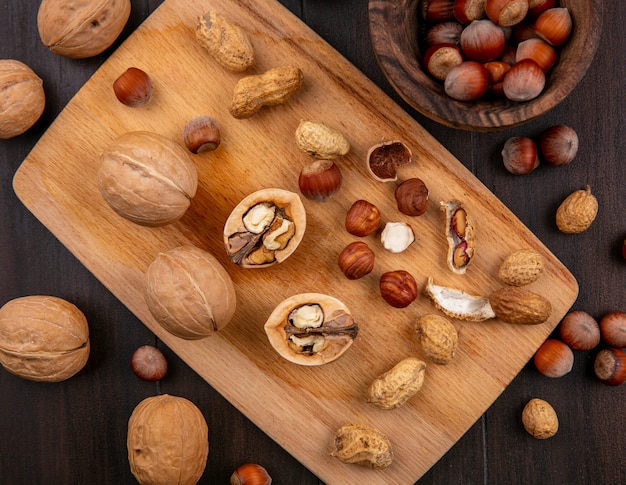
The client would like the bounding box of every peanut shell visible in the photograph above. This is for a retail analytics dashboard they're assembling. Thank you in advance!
[441,200,475,274]
[331,423,393,469]
[196,11,254,72]
[295,120,350,158]
[489,287,551,325]
[424,276,495,322]
[498,248,545,286]
[414,314,458,364]
[367,357,427,409]
[556,185,598,234]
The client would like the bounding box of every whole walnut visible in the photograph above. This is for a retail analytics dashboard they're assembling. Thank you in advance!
[0,60,45,139]
[127,394,209,485]
[145,246,237,340]
[37,0,131,59]
[0,295,90,382]
[98,131,198,226]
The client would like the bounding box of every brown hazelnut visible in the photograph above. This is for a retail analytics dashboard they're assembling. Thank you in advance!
[379,270,418,308]
[593,348,626,386]
[533,339,573,378]
[183,116,221,154]
[338,241,375,280]
[113,67,154,107]
[395,178,429,216]
[366,140,412,182]
[345,200,381,236]
[298,159,342,201]
[131,345,168,381]
[230,463,272,485]
[558,311,600,351]
[599,311,626,348]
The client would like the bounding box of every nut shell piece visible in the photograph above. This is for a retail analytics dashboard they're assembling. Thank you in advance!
[37,0,130,59]
[0,295,90,382]
[498,248,545,286]
[264,293,358,366]
[0,60,45,139]
[223,188,306,268]
[367,357,427,409]
[145,246,237,340]
[127,394,209,485]
[331,423,393,469]
[366,140,412,182]
[424,276,496,322]
[196,11,254,72]
[489,286,551,325]
[556,185,598,234]
[98,131,198,226]
[441,200,475,274]
[295,120,350,159]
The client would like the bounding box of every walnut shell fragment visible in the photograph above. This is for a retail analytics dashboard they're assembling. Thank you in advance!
[331,423,393,469]
[98,131,198,226]
[488,286,552,325]
[0,295,90,382]
[196,11,254,72]
[145,246,237,340]
[424,276,496,322]
[367,357,427,409]
[224,188,306,268]
[366,140,412,182]
[37,0,131,59]
[264,293,358,366]
[441,200,475,274]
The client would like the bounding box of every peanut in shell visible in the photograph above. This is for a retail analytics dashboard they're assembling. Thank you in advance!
[414,314,458,364]
[498,248,545,286]
[556,185,598,234]
[295,120,350,158]
[367,357,427,409]
[331,423,393,469]
[488,287,551,325]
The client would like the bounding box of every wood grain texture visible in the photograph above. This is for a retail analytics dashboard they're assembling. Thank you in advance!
[369,0,603,131]
[12,0,577,483]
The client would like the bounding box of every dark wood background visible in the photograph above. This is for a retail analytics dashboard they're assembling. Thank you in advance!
[1,1,624,484]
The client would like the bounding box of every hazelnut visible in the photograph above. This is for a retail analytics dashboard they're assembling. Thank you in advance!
[379,270,418,308]
[502,59,546,102]
[533,339,573,378]
[522,398,558,439]
[395,178,429,216]
[459,19,505,62]
[298,159,342,201]
[593,348,626,386]
[424,0,456,22]
[423,43,463,81]
[183,115,221,154]
[537,125,579,166]
[230,463,272,485]
[558,311,600,351]
[453,0,488,24]
[366,140,412,182]
[485,0,529,27]
[599,312,626,348]
[345,200,381,236]
[425,21,464,46]
[381,222,415,253]
[527,0,557,18]
[113,67,154,107]
[534,7,572,46]
[338,241,375,280]
[501,136,539,175]
[444,61,489,102]
[131,345,168,381]
[515,38,557,72]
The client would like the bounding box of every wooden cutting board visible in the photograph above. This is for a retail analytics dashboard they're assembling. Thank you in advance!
[13,0,578,483]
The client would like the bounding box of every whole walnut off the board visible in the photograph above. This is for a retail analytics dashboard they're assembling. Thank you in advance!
[521,398,559,439]
[223,188,306,268]
[367,357,427,410]
[97,131,198,226]
[331,423,393,469]
[127,394,209,485]
[196,11,255,72]
[144,246,237,340]
[229,65,304,119]
[263,293,358,366]
[37,0,130,59]
[0,296,90,382]
[0,60,45,139]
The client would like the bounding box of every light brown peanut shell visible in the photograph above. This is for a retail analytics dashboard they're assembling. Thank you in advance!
[264,293,358,366]
[424,276,495,322]
[489,286,551,325]
[229,66,304,119]
[331,423,393,469]
[0,295,90,382]
[127,394,209,485]
[521,397,558,439]
[414,314,458,364]
[441,200,475,275]
[98,131,198,227]
[0,60,46,139]
[556,185,598,234]
[295,120,350,158]
[367,357,427,409]
[37,0,130,59]
[145,246,237,340]
[196,11,254,72]
[498,248,545,286]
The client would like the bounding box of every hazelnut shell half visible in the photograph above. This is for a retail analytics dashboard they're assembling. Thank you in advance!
[366,140,412,182]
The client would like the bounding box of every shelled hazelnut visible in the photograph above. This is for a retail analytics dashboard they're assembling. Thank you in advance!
[345,200,381,236]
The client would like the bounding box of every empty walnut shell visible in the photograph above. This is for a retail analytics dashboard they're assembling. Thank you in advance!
[145,246,237,340]
[0,295,90,382]
[366,140,412,182]
[37,0,131,59]
[98,131,198,227]
[223,188,306,268]
[441,200,476,274]
[264,293,358,366]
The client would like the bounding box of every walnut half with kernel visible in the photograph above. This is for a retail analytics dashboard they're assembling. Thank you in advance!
[264,293,358,366]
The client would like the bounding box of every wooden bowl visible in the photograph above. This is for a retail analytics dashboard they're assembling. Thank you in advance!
[368,0,603,131]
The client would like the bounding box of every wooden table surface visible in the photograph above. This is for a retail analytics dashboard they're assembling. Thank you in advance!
[1,1,624,484]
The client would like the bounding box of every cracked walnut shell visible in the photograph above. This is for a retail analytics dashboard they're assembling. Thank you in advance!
[0,295,90,382]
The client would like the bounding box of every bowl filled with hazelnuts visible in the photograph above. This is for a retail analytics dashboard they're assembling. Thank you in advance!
[368,0,602,131]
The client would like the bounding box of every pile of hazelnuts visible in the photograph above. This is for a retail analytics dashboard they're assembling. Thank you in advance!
[420,0,572,102]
